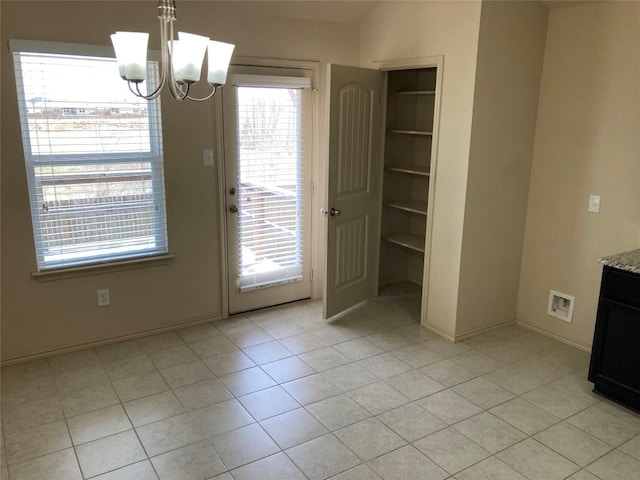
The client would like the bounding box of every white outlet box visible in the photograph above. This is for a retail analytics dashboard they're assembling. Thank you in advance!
[547,290,574,323]
[97,288,110,306]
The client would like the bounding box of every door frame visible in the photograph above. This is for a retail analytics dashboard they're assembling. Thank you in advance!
[374,55,444,327]
[215,57,321,319]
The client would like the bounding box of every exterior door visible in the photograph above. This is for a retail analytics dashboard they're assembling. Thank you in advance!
[324,64,382,318]
[223,66,313,314]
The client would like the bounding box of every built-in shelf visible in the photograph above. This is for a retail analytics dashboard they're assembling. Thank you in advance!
[379,67,437,289]
[382,233,426,253]
[390,129,433,137]
[385,165,430,176]
[385,200,427,216]
[396,90,436,95]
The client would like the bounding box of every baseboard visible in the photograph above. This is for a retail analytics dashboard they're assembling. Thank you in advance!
[421,318,516,344]
[378,277,410,287]
[516,320,592,352]
[453,318,517,342]
[379,277,423,288]
[1,313,223,366]
[420,321,456,342]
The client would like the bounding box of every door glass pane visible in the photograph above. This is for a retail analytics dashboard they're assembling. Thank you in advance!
[235,86,304,291]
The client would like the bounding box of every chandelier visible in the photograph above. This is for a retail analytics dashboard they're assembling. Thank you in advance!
[110,0,235,102]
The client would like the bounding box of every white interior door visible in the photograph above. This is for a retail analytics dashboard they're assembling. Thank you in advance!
[324,64,382,318]
[223,66,313,314]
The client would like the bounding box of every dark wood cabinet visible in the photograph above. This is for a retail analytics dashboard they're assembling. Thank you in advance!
[589,265,640,411]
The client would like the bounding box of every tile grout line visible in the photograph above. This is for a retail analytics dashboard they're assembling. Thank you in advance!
[3,296,638,480]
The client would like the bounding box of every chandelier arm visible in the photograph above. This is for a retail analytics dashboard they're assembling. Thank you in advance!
[176,83,191,100]
[153,17,171,97]
[168,81,189,101]
[125,18,169,101]
[168,81,189,100]
[164,18,189,101]
[153,18,172,98]
[128,81,140,97]
[185,85,218,102]
[134,81,163,101]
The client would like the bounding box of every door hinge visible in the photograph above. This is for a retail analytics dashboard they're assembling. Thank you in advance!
[310,269,313,281]
[311,182,315,196]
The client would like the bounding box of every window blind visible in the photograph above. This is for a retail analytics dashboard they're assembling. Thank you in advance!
[11,41,168,270]
[232,74,311,89]
[233,78,308,292]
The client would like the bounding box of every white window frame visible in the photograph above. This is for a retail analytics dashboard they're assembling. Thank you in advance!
[10,39,168,271]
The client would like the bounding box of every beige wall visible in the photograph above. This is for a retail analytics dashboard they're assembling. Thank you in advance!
[517,1,640,349]
[360,1,482,336]
[0,1,360,361]
[456,1,548,336]
[7,0,633,360]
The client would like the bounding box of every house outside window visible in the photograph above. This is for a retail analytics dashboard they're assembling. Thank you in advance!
[11,40,168,271]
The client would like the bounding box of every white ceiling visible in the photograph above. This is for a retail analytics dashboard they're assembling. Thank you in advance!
[214,1,600,27]
[215,1,380,26]
[211,1,604,27]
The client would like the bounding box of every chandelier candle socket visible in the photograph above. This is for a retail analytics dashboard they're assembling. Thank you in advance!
[110,0,235,101]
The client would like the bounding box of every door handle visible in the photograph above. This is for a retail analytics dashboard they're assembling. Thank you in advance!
[229,205,238,213]
[321,208,341,217]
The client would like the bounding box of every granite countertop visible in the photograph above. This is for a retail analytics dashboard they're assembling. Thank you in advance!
[600,249,640,274]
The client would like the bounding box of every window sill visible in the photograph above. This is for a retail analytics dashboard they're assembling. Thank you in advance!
[32,254,176,282]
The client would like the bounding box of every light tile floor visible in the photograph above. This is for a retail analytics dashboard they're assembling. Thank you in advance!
[2,284,640,480]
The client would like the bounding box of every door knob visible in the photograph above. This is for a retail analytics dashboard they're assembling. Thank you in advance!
[330,208,341,216]
[229,205,238,213]
[229,187,236,195]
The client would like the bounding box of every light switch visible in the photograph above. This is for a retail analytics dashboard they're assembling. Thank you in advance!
[203,149,214,166]
[588,194,601,213]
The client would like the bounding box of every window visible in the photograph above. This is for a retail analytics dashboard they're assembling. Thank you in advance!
[11,40,168,271]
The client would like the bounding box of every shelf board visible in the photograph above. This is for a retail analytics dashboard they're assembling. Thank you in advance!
[396,90,436,95]
[382,233,426,253]
[390,129,433,136]
[386,165,430,176]
[385,200,427,215]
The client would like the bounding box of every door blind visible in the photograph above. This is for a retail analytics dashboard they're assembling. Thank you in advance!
[11,41,168,270]
[234,79,307,292]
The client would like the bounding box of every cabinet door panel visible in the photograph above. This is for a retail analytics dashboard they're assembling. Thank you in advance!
[601,267,640,308]
[590,299,640,393]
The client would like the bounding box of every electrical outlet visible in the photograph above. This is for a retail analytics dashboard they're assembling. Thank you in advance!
[97,288,110,306]
[588,194,601,213]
